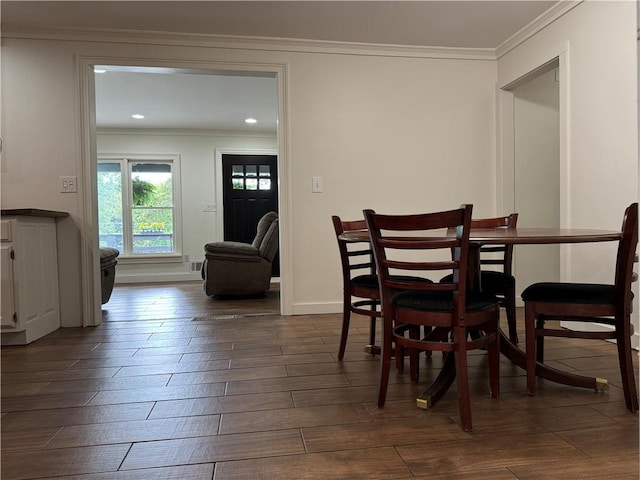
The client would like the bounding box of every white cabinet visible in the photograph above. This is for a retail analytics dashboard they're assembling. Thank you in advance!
[1,212,65,345]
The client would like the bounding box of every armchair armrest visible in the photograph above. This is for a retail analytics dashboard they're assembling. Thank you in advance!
[204,241,260,257]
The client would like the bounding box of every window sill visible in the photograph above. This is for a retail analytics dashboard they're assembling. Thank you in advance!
[117,254,183,265]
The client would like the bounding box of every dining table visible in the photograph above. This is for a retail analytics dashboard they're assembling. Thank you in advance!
[338,226,623,409]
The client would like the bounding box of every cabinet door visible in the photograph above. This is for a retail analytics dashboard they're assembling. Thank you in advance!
[1,245,16,328]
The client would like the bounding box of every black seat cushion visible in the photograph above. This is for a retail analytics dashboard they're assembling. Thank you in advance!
[521,282,616,305]
[392,290,498,313]
[441,271,514,293]
[352,274,433,290]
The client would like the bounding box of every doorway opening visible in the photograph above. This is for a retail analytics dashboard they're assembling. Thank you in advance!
[81,59,288,325]
[500,57,562,299]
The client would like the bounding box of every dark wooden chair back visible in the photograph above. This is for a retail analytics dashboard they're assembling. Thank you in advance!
[614,203,638,316]
[331,215,381,360]
[473,213,519,343]
[472,213,518,276]
[364,205,501,431]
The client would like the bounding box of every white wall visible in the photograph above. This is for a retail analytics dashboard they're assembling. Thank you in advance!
[1,35,498,324]
[497,0,639,345]
[97,131,277,283]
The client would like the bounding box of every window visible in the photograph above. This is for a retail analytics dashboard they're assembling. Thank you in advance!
[231,163,272,191]
[97,155,181,258]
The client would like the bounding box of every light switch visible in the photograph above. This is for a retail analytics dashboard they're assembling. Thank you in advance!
[59,176,78,193]
[312,176,323,193]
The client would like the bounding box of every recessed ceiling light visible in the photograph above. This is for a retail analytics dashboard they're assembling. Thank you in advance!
[94,68,106,73]
[131,114,145,119]
[245,118,257,124]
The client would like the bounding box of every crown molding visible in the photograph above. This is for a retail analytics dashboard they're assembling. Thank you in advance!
[1,25,496,61]
[96,127,277,138]
[496,1,583,59]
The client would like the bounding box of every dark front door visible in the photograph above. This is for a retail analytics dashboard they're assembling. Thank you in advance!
[222,154,279,276]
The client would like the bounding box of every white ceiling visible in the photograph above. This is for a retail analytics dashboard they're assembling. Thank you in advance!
[1,1,558,132]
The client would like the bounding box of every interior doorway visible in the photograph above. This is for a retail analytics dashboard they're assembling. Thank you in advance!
[80,58,289,325]
[501,58,562,298]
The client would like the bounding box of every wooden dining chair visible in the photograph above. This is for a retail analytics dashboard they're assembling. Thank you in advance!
[521,202,638,412]
[332,216,382,360]
[441,214,519,343]
[364,205,500,431]
[332,215,433,363]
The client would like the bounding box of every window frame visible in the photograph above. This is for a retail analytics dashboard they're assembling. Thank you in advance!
[97,153,183,264]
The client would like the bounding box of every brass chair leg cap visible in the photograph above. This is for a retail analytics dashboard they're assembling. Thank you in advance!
[416,397,432,410]
[596,377,609,391]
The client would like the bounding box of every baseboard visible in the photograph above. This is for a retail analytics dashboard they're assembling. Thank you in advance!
[290,301,342,316]
[114,272,203,284]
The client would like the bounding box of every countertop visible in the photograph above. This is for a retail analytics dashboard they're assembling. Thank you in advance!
[1,208,69,218]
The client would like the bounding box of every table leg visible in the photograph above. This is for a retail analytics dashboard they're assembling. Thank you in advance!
[416,328,607,411]
[414,327,455,410]
[499,331,607,391]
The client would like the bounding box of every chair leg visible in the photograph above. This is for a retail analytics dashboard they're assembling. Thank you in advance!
[337,300,351,361]
[524,303,537,396]
[535,317,545,363]
[377,318,394,408]
[423,325,433,357]
[369,316,377,350]
[488,324,500,399]
[453,327,472,432]
[409,326,420,383]
[505,288,518,344]
[615,316,639,412]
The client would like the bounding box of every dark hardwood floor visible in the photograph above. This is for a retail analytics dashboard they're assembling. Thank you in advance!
[1,281,638,479]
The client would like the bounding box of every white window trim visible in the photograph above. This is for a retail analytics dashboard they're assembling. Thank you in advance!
[98,153,183,263]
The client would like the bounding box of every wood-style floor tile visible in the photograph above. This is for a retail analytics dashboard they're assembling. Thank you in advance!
[1,444,131,480]
[2,283,637,480]
[396,433,584,476]
[229,352,334,368]
[302,417,467,453]
[167,365,287,386]
[219,404,373,434]
[507,456,639,480]
[113,359,230,377]
[120,430,305,470]
[47,415,221,448]
[1,403,154,431]
[1,426,62,452]
[33,464,215,480]
[148,391,294,419]
[72,354,183,369]
[86,383,225,405]
[37,374,171,394]
[555,424,639,456]
[1,392,98,413]
[213,446,411,479]
[1,367,120,384]
[226,373,351,395]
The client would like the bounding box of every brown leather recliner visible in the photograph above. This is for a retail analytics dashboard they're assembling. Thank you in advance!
[202,211,279,296]
[100,247,119,304]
